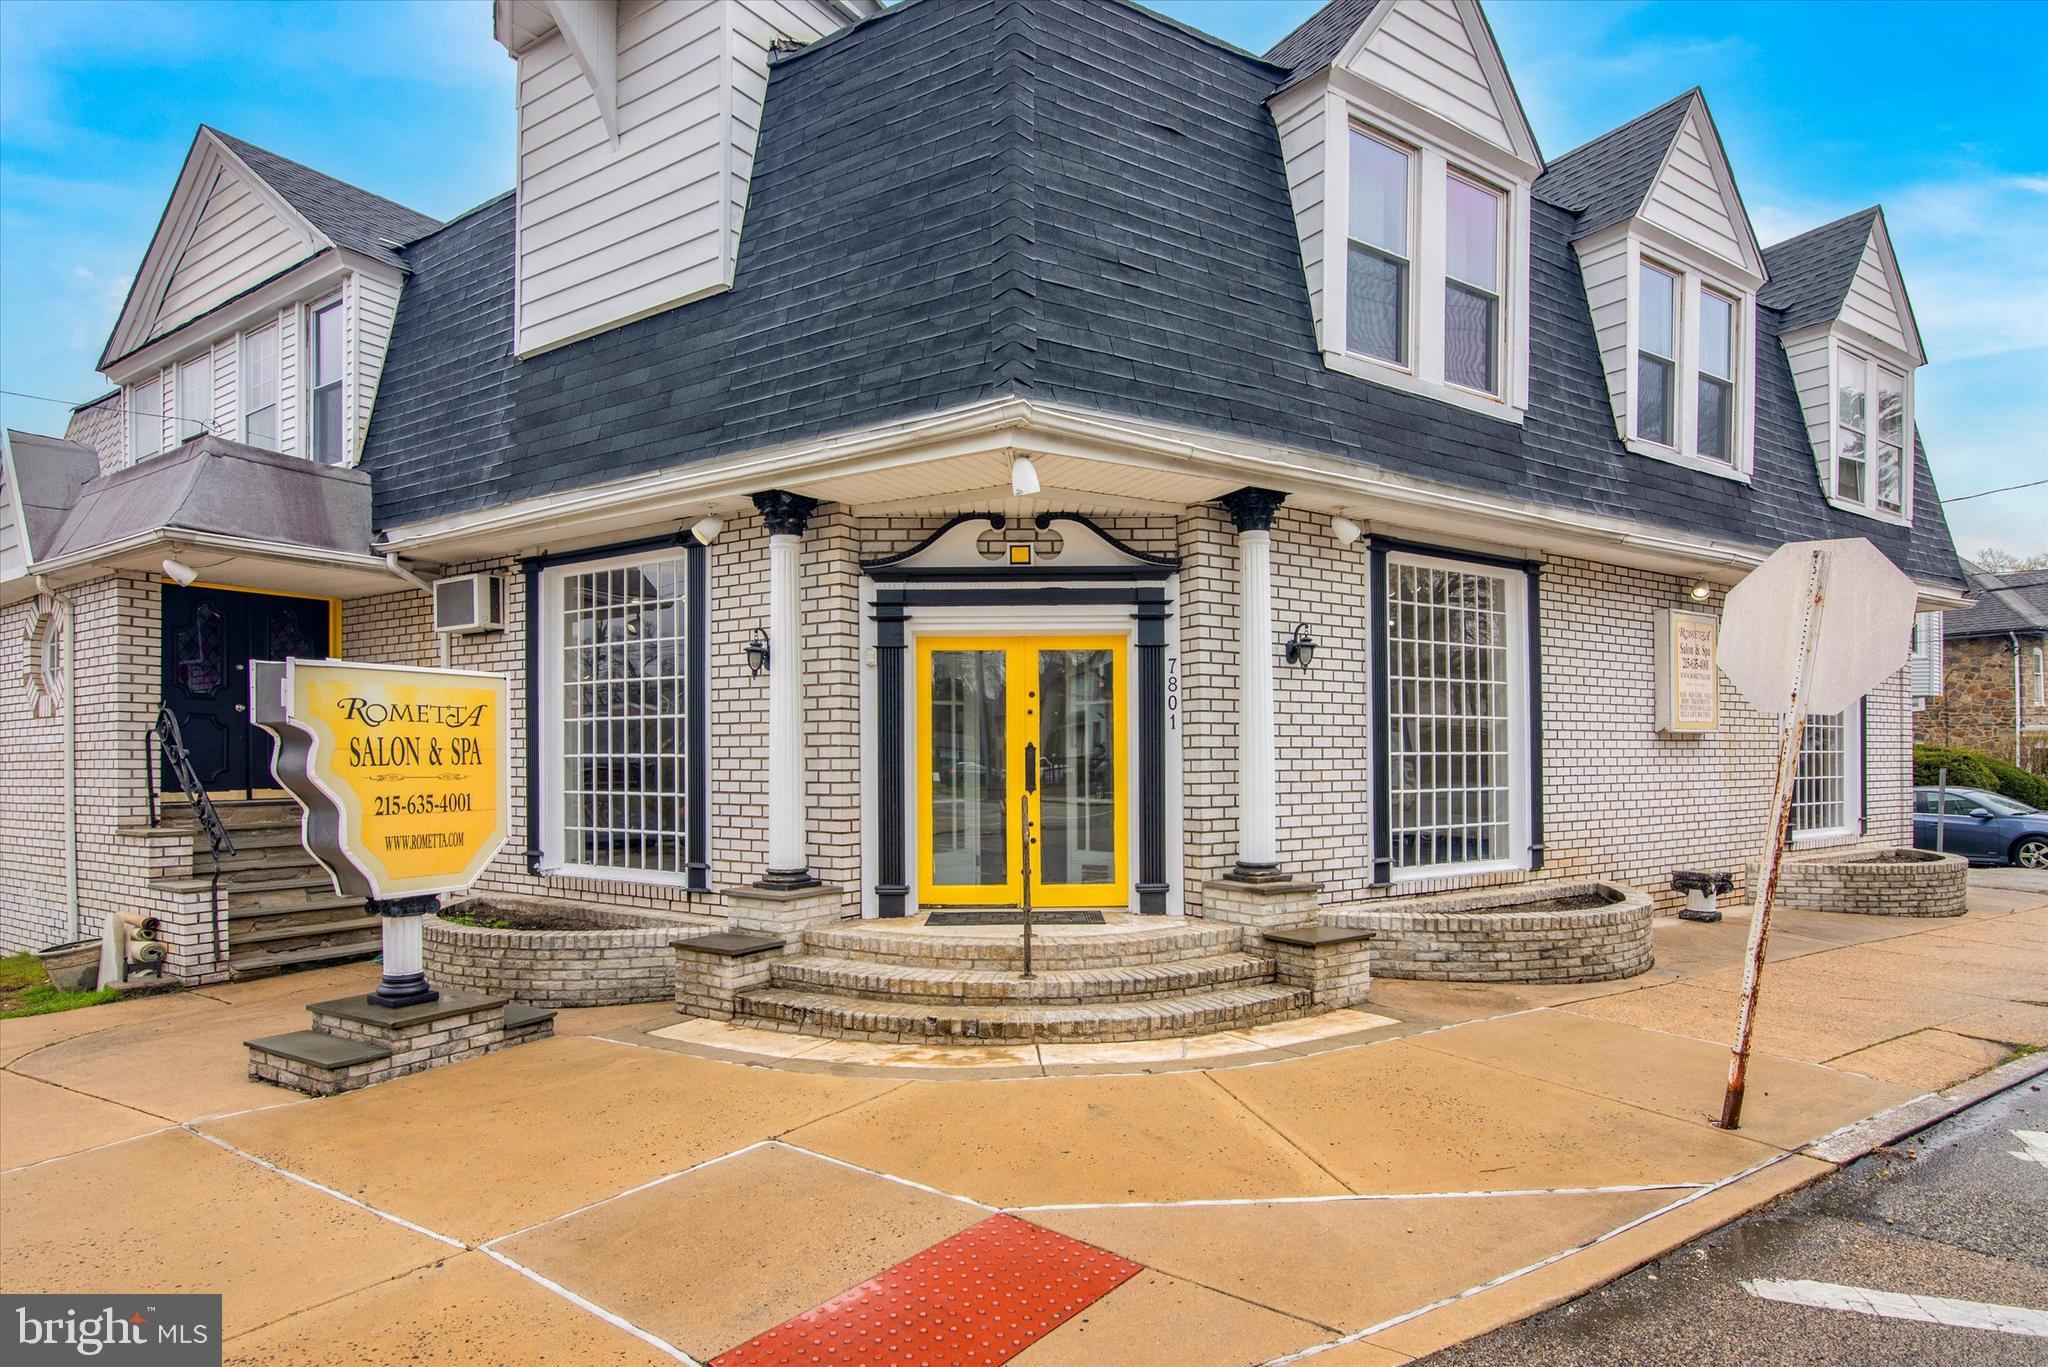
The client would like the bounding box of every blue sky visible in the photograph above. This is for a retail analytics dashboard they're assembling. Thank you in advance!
[2,0,2042,554]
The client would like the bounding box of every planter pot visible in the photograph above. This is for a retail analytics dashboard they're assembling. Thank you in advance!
[1322,881,1655,983]
[36,940,101,993]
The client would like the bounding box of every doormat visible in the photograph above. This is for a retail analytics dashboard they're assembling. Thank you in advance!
[925,910,1107,926]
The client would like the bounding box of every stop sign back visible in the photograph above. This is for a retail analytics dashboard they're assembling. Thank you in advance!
[1717,538,1919,716]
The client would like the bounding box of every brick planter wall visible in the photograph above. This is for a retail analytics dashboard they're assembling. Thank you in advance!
[1767,847,1968,917]
[1322,882,1654,982]
[423,898,712,1006]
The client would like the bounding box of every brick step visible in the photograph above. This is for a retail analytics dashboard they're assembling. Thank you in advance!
[737,982,1310,1044]
[230,916,381,951]
[802,920,1241,972]
[770,952,1276,1005]
[227,940,381,980]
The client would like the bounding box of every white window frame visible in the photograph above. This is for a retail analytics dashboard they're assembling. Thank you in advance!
[1623,238,1753,481]
[1381,549,1533,882]
[1323,99,1533,422]
[1344,124,1417,371]
[127,372,165,464]
[535,547,697,889]
[1827,340,1913,525]
[240,324,280,450]
[1790,702,1864,844]
[1696,286,1738,465]
[174,353,213,445]
[2034,646,2045,710]
[1634,258,1680,450]
[1443,169,1505,399]
[306,293,345,465]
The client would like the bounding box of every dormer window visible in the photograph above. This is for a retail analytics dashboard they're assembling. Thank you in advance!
[1636,262,1678,446]
[1832,346,1908,517]
[1347,128,1411,366]
[1446,175,1502,395]
[1698,289,1736,463]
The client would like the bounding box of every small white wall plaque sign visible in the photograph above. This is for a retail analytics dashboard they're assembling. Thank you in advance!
[1656,608,1720,734]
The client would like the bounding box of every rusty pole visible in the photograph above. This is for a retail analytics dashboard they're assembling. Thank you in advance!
[1720,548,1830,1130]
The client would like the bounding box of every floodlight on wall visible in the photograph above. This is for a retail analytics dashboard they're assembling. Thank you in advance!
[688,515,725,546]
[1010,455,1041,497]
[1689,581,1712,602]
[1284,622,1318,669]
[1331,515,1363,546]
[161,558,199,587]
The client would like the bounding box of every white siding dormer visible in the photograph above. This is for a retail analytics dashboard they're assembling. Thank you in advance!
[1271,1,1541,420]
[1841,232,1913,355]
[497,0,871,359]
[1641,109,1747,271]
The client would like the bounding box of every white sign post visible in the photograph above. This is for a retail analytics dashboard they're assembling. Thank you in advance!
[1715,539,1919,1129]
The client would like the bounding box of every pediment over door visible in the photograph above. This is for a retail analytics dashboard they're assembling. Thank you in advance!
[862,514,1181,581]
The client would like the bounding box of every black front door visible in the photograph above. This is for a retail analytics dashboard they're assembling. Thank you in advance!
[161,584,332,795]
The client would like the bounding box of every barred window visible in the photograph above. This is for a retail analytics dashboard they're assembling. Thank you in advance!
[1791,707,1861,837]
[1384,555,1528,874]
[539,549,699,884]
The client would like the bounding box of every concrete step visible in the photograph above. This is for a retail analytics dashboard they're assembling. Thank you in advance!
[227,940,380,980]
[738,982,1310,1043]
[802,920,1241,972]
[770,952,1277,1005]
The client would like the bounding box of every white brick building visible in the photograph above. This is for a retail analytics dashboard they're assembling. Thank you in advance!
[2,0,1965,996]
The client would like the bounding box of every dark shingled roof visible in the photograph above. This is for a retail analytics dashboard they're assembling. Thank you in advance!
[211,128,441,269]
[1264,0,1378,88]
[1533,89,1695,235]
[1759,207,1881,333]
[360,0,1963,590]
[1947,562,2048,639]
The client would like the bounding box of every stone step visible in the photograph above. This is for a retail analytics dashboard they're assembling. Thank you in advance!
[228,896,367,930]
[155,872,333,900]
[738,982,1310,1044]
[802,921,1242,972]
[159,798,304,830]
[227,940,381,980]
[771,952,1276,1005]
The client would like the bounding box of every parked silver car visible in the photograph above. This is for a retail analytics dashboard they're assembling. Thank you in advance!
[1912,787,2048,869]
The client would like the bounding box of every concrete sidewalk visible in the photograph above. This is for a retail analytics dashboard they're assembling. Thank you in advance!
[3,872,2043,1365]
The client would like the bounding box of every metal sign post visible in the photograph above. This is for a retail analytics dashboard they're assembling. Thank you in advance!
[1721,548,1827,1130]
[1020,741,1038,980]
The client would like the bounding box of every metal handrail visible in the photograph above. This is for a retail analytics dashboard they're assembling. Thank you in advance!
[146,703,237,964]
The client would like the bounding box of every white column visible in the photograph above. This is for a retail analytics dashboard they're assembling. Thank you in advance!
[767,526,805,876]
[1221,488,1285,879]
[752,490,818,887]
[382,913,424,979]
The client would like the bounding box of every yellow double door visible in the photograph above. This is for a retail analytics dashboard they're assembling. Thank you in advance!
[916,635,1127,909]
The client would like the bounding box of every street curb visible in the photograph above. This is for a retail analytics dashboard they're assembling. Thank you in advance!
[1803,1050,2048,1165]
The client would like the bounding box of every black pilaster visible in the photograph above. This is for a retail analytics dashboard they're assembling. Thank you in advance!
[1134,588,1170,914]
[1526,566,1546,872]
[686,543,711,891]
[1368,545,1393,886]
[873,592,910,917]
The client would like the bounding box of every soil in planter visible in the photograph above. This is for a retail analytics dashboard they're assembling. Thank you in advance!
[1846,850,1942,865]
[440,902,616,931]
[1476,889,1626,916]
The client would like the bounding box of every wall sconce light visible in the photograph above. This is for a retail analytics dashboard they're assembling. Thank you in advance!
[1688,581,1712,602]
[744,627,770,676]
[1330,515,1363,546]
[1010,455,1041,497]
[1284,622,1318,668]
[687,515,725,546]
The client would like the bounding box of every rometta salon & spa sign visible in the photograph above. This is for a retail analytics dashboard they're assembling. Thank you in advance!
[252,660,510,899]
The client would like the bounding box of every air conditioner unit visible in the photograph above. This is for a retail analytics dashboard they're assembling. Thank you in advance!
[433,573,505,635]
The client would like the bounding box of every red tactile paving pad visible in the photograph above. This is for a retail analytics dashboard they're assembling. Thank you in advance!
[711,1213,1143,1367]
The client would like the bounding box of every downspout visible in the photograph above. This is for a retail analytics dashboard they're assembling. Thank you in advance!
[34,575,79,943]
[385,553,449,668]
[2013,632,2025,766]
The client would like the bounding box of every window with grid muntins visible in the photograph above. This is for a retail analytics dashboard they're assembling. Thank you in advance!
[1387,561,1514,871]
[1791,710,1848,835]
[559,555,689,876]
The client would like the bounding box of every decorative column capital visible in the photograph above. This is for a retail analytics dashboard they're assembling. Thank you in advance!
[751,489,820,537]
[1218,487,1286,534]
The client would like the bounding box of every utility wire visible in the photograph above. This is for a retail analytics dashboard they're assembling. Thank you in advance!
[0,387,227,439]
[1943,477,2047,503]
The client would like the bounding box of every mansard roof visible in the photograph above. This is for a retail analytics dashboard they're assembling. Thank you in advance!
[1265,0,1380,84]
[360,0,1962,591]
[1534,90,1695,236]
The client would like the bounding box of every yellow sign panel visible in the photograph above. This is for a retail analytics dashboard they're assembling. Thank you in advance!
[282,661,511,898]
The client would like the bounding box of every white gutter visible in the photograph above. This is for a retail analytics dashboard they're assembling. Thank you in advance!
[385,553,450,668]
[374,395,1973,610]
[27,526,390,582]
[33,575,79,943]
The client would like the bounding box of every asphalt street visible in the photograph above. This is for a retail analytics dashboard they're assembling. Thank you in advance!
[1419,1072,2048,1366]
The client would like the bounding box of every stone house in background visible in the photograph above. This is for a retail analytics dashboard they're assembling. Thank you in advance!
[1915,562,2048,771]
[3,0,1969,992]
